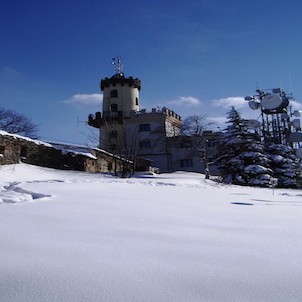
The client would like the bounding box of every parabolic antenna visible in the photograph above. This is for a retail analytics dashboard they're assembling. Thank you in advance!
[293,110,301,117]
[245,119,261,128]
[244,96,253,101]
[291,119,301,129]
[248,101,260,110]
[261,94,288,110]
[296,148,302,158]
[288,132,302,142]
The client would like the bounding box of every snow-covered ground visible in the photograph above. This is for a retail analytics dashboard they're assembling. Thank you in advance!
[0,163,302,302]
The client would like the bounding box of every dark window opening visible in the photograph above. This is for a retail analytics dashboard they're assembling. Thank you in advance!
[135,97,139,106]
[110,89,118,98]
[110,104,118,112]
[139,123,151,132]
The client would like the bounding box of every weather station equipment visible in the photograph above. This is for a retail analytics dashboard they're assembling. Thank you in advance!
[245,87,302,158]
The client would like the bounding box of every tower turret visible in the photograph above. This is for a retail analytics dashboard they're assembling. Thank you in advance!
[101,58,141,118]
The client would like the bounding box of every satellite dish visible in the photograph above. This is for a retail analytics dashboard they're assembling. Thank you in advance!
[245,96,253,101]
[261,94,285,110]
[248,100,260,110]
[291,119,301,129]
[292,110,301,117]
[296,148,302,158]
[288,132,302,142]
[245,119,261,128]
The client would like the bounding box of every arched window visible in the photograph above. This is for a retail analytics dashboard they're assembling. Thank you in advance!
[110,89,118,98]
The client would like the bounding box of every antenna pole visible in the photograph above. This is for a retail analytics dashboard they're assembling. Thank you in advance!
[111,56,123,75]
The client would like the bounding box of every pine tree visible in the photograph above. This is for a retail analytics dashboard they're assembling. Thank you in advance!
[265,143,299,188]
[217,107,272,186]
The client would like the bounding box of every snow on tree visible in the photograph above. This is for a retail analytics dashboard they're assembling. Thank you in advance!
[265,143,300,188]
[217,107,272,187]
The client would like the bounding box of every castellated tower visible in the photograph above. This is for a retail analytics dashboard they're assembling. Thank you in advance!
[88,59,183,172]
[88,57,141,152]
[98,67,141,153]
[101,74,141,118]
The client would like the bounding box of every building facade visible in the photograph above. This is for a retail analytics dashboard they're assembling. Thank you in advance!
[88,70,183,172]
[88,66,220,174]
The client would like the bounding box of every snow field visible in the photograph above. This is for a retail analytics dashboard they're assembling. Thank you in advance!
[0,164,302,301]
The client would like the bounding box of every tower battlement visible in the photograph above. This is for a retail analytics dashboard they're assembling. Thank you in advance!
[130,107,181,121]
[100,75,141,91]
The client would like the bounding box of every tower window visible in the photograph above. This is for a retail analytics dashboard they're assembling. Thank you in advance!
[135,97,139,106]
[110,104,118,112]
[110,89,118,98]
[139,123,151,132]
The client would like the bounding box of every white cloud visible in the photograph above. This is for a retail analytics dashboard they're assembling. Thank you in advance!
[211,96,246,108]
[64,93,103,105]
[290,100,302,110]
[168,96,201,106]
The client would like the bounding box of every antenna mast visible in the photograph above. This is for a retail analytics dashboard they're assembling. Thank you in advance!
[111,56,124,75]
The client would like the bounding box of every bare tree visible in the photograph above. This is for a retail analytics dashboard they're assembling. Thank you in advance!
[181,114,214,136]
[0,108,38,138]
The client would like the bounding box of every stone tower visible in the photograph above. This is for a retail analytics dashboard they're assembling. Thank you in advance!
[88,58,141,153]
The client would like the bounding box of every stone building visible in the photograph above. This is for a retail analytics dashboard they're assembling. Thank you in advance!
[88,67,182,172]
[88,63,220,174]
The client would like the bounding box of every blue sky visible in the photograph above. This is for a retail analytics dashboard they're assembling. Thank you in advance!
[1,0,302,144]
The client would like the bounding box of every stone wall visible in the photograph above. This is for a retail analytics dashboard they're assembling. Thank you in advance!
[0,133,132,174]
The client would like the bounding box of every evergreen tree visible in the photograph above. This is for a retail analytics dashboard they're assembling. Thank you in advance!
[265,143,300,188]
[217,107,272,186]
